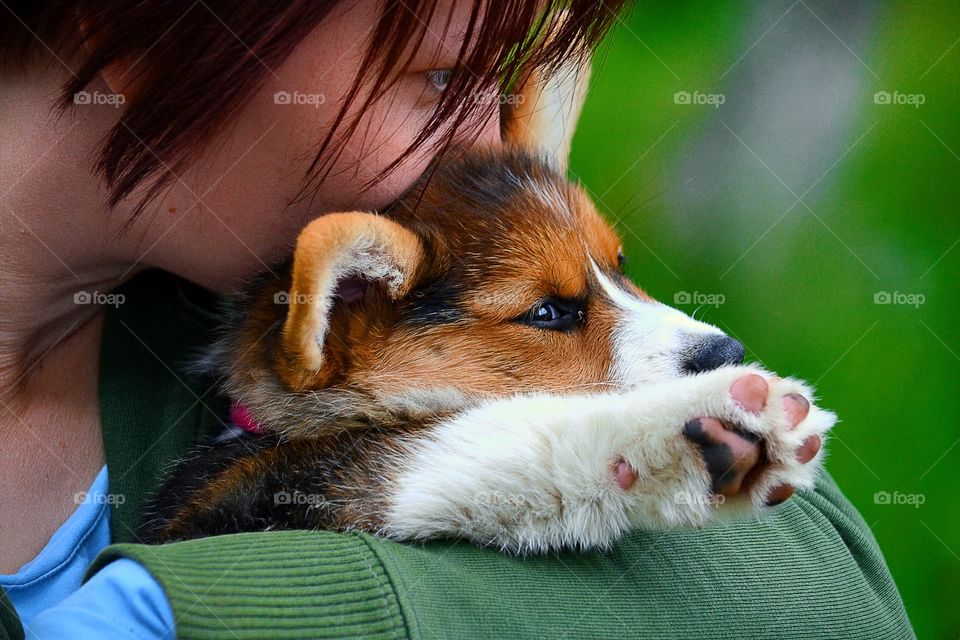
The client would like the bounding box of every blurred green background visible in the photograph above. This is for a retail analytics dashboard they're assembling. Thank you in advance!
[571,1,959,637]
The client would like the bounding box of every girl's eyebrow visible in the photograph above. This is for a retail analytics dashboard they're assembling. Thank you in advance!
[403,4,478,65]
[407,26,471,66]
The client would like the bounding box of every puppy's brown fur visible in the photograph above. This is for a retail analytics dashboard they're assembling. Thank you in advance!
[137,142,644,540]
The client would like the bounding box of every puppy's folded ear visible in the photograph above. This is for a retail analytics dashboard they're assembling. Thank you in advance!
[501,20,592,172]
[278,212,424,390]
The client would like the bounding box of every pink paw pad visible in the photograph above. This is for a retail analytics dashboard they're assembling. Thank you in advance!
[612,457,637,490]
[729,374,768,413]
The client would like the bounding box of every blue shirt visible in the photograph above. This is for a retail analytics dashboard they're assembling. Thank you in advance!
[1,466,175,638]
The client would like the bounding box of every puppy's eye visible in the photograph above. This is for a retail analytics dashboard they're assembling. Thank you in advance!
[426,69,453,93]
[520,298,584,332]
[617,249,627,271]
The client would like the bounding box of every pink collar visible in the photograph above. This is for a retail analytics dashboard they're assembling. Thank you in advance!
[229,401,265,435]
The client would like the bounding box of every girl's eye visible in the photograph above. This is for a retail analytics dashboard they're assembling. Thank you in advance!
[426,69,453,93]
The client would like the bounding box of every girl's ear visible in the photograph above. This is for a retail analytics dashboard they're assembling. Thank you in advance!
[278,212,425,391]
[501,52,592,173]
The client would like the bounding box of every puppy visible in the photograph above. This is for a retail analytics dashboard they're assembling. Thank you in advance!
[138,60,836,553]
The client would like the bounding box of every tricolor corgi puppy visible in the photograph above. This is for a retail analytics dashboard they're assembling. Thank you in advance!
[139,58,836,553]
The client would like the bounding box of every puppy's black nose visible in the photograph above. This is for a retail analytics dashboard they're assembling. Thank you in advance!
[683,335,745,374]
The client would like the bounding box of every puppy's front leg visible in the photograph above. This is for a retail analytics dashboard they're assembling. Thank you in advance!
[383,365,836,553]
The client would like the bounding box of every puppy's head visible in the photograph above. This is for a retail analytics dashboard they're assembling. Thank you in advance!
[264,148,739,401]
[228,54,742,431]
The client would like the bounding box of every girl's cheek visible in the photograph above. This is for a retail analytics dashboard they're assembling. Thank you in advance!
[327,113,434,203]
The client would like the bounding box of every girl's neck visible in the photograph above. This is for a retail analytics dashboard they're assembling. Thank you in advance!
[0,57,134,571]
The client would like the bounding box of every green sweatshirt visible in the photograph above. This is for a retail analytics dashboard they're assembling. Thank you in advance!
[0,270,915,639]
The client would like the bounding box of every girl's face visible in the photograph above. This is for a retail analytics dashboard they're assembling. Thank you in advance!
[120,0,499,292]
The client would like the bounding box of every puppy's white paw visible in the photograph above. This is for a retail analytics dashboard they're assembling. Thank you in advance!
[614,365,836,526]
